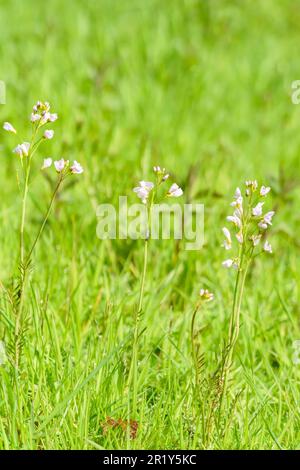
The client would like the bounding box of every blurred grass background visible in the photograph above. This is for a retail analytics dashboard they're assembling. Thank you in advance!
[0,0,299,449]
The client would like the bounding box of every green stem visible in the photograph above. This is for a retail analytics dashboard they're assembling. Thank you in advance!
[26,175,63,262]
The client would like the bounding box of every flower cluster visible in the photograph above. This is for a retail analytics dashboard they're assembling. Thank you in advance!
[222,180,275,269]
[3,100,83,176]
[42,158,83,175]
[199,289,214,302]
[133,166,183,204]
[30,100,58,125]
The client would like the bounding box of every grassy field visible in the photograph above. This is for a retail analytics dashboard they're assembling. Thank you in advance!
[0,0,300,450]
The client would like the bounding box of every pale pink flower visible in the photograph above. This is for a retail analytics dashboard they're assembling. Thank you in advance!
[252,202,264,217]
[43,129,54,139]
[263,211,275,226]
[54,158,68,172]
[263,241,272,253]
[31,113,41,122]
[260,186,271,197]
[222,227,232,250]
[70,160,84,174]
[13,142,30,157]
[49,113,58,122]
[199,289,214,302]
[226,215,241,228]
[133,181,154,204]
[41,158,52,169]
[3,122,17,134]
[167,183,183,197]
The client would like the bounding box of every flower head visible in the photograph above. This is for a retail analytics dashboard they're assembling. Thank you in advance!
[43,129,54,140]
[200,289,214,302]
[31,113,41,122]
[250,234,262,246]
[263,211,275,226]
[3,122,17,134]
[222,259,239,269]
[260,186,271,197]
[70,160,84,174]
[263,240,272,253]
[13,142,30,157]
[41,158,52,169]
[167,183,183,198]
[226,214,242,228]
[54,158,68,173]
[133,181,154,204]
[252,202,264,217]
[222,227,232,250]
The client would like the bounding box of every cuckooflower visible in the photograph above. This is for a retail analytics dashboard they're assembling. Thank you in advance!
[222,227,232,250]
[70,160,84,174]
[263,240,272,253]
[167,183,183,197]
[260,186,271,197]
[31,113,41,122]
[222,259,234,268]
[3,122,17,134]
[252,202,264,217]
[133,181,154,204]
[263,211,275,226]
[43,130,54,139]
[226,214,242,228]
[54,158,68,172]
[236,231,243,244]
[250,234,262,246]
[200,289,214,302]
[13,142,30,157]
[41,158,52,169]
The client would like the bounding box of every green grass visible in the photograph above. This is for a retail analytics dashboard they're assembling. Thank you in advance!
[0,0,300,449]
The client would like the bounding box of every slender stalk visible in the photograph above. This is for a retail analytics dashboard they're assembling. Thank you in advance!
[128,201,152,416]
[15,175,63,368]
[26,175,63,262]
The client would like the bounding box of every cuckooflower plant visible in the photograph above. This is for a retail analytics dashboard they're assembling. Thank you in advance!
[128,166,183,415]
[220,180,275,401]
[2,100,84,368]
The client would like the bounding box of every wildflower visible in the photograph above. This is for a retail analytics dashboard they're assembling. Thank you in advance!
[133,181,154,204]
[13,142,30,157]
[70,160,84,174]
[263,240,272,253]
[230,188,243,208]
[3,122,17,134]
[222,259,234,268]
[245,180,258,191]
[260,186,271,197]
[43,130,54,139]
[153,166,162,173]
[250,234,262,246]
[263,211,275,226]
[258,221,268,230]
[236,231,243,244]
[226,214,242,228]
[200,289,214,302]
[54,158,68,172]
[41,158,52,169]
[222,227,232,250]
[252,202,264,217]
[31,113,41,122]
[167,183,183,197]
[49,113,58,122]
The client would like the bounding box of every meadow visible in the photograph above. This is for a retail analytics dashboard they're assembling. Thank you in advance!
[0,0,300,450]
